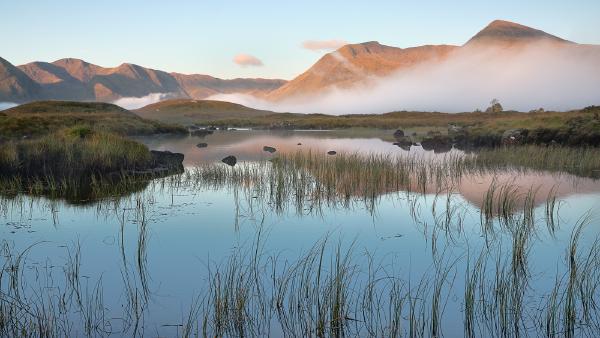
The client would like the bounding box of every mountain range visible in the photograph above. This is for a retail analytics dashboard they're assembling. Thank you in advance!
[1,20,597,105]
[0,57,285,103]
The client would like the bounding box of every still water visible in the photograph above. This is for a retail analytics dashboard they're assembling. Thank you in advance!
[2,130,600,337]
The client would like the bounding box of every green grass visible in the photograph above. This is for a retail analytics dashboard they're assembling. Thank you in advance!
[134,99,275,125]
[199,106,600,146]
[0,126,154,179]
[0,101,187,139]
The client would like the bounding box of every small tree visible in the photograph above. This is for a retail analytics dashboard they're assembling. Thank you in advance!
[485,99,503,113]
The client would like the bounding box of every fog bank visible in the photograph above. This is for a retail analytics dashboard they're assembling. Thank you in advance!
[112,93,173,110]
[0,102,18,111]
[209,43,600,114]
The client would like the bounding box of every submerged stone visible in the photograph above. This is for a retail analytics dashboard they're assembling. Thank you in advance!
[196,143,208,148]
[327,151,337,155]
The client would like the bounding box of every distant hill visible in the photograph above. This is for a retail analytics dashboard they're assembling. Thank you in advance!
[134,99,276,125]
[0,101,185,138]
[0,58,286,103]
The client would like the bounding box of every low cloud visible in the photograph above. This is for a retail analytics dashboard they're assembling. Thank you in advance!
[210,42,600,114]
[233,54,264,67]
[302,39,347,52]
[0,102,18,111]
[112,93,173,110]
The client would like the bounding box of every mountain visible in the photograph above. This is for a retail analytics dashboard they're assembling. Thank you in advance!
[2,20,594,105]
[267,20,581,101]
[464,20,570,47]
[267,42,457,101]
[0,57,286,103]
[134,99,276,125]
[0,57,41,102]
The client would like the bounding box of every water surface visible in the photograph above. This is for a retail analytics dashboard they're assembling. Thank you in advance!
[2,130,600,336]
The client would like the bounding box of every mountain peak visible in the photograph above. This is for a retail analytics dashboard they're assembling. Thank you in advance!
[466,19,568,45]
[52,58,91,67]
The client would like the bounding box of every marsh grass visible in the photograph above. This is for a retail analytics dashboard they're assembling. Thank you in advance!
[0,127,153,179]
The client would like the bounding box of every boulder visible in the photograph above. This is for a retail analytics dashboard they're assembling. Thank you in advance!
[327,151,337,155]
[393,129,405,138]
[150,150,184,169]
[501,129,528,145]
[263,146,277,153]
[222,155,237,167]
[190,129,213,137]
[196,143,208,148]
[420,136,452,153]
[297,143,302,145]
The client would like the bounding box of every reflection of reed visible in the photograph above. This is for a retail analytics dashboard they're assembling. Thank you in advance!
[0,212,599,336]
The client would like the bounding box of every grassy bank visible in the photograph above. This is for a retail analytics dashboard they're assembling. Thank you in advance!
[199,106,600,147]
[0,101,187,139]
[0,127,154,178]
[0,126,184,202]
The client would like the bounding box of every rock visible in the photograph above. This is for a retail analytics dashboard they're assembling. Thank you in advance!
[393,129,405,138]
[196,143,208,148]
[327,151,337,155]
[218,126,228,130]
[501,129,528,145]
[151,150,184,169]
[263,146,277,153]
[222,155,237,166]
[297,143,302,145]
[420,136,452,153]
[190,129,213,137]
[207,126,217,131]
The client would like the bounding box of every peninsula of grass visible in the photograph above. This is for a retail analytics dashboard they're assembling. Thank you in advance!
[0,126,184,201]
[0,101,187,139]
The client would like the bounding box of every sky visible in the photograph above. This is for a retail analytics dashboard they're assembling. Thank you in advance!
[2,0,600,80]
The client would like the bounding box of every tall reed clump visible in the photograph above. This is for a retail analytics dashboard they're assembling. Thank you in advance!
[468,145,600,178]
[189,150,466,216]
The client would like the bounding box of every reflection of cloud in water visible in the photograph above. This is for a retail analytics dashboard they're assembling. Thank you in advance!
[137,131,600,210]
[457,172,600,210]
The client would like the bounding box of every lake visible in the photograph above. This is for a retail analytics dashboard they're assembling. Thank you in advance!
[2,130,600,337]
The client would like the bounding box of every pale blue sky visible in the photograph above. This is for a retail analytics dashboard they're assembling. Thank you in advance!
[2,0,599,79]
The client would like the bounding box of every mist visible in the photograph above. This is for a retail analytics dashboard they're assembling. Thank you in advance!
[112,93,173,110]
[209,42,600,114]
[0,102,18,111]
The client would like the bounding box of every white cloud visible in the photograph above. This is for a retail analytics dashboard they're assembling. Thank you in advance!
[302,39,347,52]
[0,102,18,111]
[112,93,173,110]
[210,42,600,114]
[233,54,264,67]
